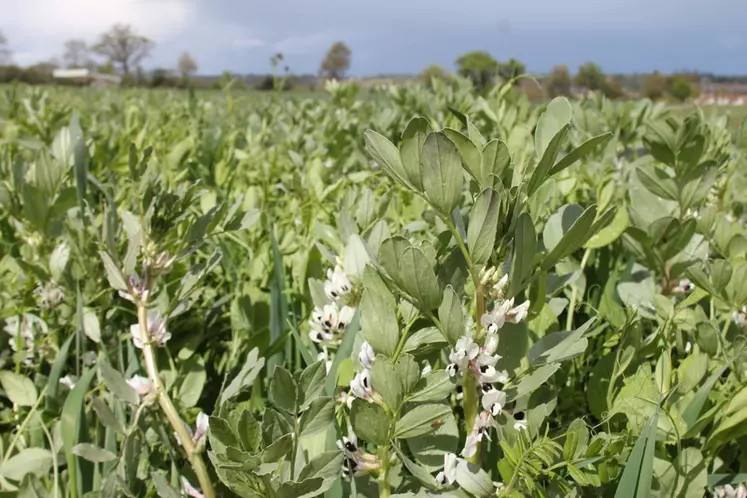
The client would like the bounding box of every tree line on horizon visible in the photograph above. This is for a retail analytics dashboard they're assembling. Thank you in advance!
[0,26,723,100]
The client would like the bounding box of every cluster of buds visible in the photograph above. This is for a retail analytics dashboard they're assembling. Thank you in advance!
[148,250,176,275]
[671,278,694,294]
[337,431,381,477]
[174,412,209,451]
[129,310,171,348]
[324,263,353,302]
[119,273,150,303]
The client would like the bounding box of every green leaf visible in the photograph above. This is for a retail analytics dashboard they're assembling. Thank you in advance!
[91,397,124,434]
[549,132,613,176]
[455,460,495,497]
[298,360,327,409]
[420,132,464,215]
[393,444,439,490]
[350,399,389,446]
[263,433,294,463]
[509,213,537,297]
[46,334,74,407]
[708,473,747,488]
[543,204,585,252]
[480,139,511,188]
[99,250,127,291]
[235,410,261,452]
[221,347,265,405]
[403,326,448,353]
[371,356,403,411]
[380,238,441,311]
[636,166,679,201]
[394,404,451,439]
[152,472,181,498]
[505,363,560,402]
[614,411,659,498]
[81,307,101,343]
[72,443,118,463]
[177,356,206,408]
[443,128,481,181]
[298,451,345,493]
[535,97,573,160]
[99,360,139,406]
[682,366,726,429]
[299,397,335,437]
[0,448,53,481]
[0,371,38,406]
[397,354,421,396]
[365,130,412,189]
[467,188,500,265]
[209,416,238,454]
[528,318,595,366]
[585,207,630,249]
[270,366,298,413]
[360,287,399,358]
[407,371,454,403]
[542,206,610,271]
[277,478,325,498]
[61,368,96,498]
[399,116,430,190]
[438,286,465,346]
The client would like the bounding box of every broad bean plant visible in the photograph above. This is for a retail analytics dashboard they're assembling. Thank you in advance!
[1,81,747,498]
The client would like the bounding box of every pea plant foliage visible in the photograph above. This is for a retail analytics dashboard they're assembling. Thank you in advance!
[1,82,747,498]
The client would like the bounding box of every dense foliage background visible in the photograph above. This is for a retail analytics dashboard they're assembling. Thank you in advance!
[1,78,747,497]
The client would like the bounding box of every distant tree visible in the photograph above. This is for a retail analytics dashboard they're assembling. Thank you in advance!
[151,68,177,87]
[455,50,499,91]
[93,24,154,75]
[499,58,526,84]
[669,76,693,101]
[642,71,668,100]
[320,42,351,80]
[601,77,625,99]
[63,39,91,68]
[545,64,572,97]
[0,30,11,65]
[177,51,198,80]
[575,62,606,91]
[418,64,449,87]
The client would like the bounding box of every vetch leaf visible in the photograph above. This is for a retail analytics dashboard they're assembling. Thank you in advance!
[371,356,403,411]
[394,404,451,439]
[99,251,127,291]
[72,443,118,463]
[407,370,454,403]
[549,132,613,176]
[350,399,389,446]
[467,188,500,265]
[99,360,139,405]
[0,371,38,406]
[365,130,412,189]
[360,287,399,357]
[509,213,537,297]
[0,448,52,481]
[299,397,335,437]
[270,366,297,413]
[438,285,465,346]
[420,132,464,216]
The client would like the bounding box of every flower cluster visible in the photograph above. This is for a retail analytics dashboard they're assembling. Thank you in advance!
[4,314,47,365]
[734,305,747,329]
[129,310,171,348]
[119,273,150,303]
[715,484,747,498]
[671,278,694,294]
[309,262,356,344]
[344,341,376,408]
[34,281,66,309]
[436,452,504,491]
[337,431,380,477]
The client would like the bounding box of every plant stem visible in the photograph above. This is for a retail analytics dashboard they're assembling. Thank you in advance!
[1,387,47,467]
[565,248,591,331]
[377,445,391,498]
[137,304,215,498]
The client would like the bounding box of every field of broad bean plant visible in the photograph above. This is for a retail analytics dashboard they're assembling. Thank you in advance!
[1,78,747,498]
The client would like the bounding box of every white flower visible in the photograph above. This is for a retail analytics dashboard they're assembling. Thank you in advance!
[672,279,694,294]
[129,311,171,348]
[491,274,509,299]
[435,452,457,486]
[685,341,692,354]
[193,411,209,448]
[461,411,495,457]
[716,484,747,498]
[506,300,530,324]
[461,429,484,458]
[476,353,507,384]
[59,375,77,389]
[127,375,152,395]
[481,387,506,416]
[448,336,479,370]
[317,346,332,373]
[350,370,372,400]
[734,306,747,328]
[480,299,512,333]
[358,341,375,369]
[309,303,355,342]
[338,306,355,331]
[309,328,336,343]
[513,411,528,431]
[324,265,352,301]
[483,334,499,355]
[421,363,432,376]
[180,476,204,498]
[336,433,359,456]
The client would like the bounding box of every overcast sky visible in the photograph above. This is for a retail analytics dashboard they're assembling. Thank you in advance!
[2,0,746,75]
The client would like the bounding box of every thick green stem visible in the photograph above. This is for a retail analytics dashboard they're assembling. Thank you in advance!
[138,304,215,498]
[378,445,391,498]
[565,248,591,331]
